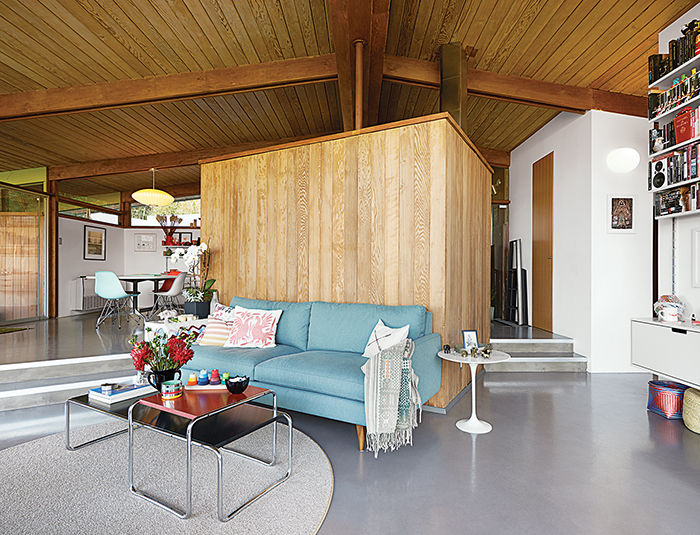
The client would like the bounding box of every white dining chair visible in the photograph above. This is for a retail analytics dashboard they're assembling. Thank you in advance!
[148,271,187,319]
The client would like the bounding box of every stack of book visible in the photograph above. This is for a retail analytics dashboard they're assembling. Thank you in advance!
[87,382,156,404]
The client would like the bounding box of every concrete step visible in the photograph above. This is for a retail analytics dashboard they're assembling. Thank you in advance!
[0,353,134,384]
[487,353,587,372]
[490,339,574,354]
[0,354,138,410]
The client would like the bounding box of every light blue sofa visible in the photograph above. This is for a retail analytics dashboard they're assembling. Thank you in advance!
[182,297,443,449]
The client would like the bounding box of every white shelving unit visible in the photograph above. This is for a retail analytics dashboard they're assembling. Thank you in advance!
[649,47,700,221]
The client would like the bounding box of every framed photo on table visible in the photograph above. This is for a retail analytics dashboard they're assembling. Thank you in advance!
[177,231,193,245]
[463,330,479,351]
[83,225,106,261]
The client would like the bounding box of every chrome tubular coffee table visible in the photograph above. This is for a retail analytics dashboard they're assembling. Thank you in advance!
[128,387,292,522]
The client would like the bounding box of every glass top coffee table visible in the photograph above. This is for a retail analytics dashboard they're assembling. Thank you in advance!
[65,387,291,522]
[129,387,292,522]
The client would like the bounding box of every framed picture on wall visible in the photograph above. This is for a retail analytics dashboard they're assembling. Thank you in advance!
[84,225,106,261]
[608,195,635,233]
[134,233,157,252]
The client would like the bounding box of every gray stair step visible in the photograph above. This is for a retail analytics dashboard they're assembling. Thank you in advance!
[0,353,139,410]
[0,353,133,384]
[487,352,587,372]
[490,339,574,354]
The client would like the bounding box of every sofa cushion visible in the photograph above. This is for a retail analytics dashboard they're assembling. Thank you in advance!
[254,350,367,402]
[307,301,426,353]
[185,344,302,378]
[229,297,312,350]
[224,306,282,348]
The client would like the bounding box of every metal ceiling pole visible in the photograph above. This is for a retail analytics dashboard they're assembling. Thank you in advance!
[353,40,365,130]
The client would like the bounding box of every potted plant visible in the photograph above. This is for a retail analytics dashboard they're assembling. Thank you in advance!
[173,241,216,319]
[129,329,196,391]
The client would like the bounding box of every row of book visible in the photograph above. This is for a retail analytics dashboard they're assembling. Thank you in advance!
[649,106,700,153]
[654,185,699,217]
[648,72,700,119]
[649,20,700,84]
[650,145,699,189]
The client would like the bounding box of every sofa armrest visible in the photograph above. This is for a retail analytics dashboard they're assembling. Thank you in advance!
[412,332,442,403]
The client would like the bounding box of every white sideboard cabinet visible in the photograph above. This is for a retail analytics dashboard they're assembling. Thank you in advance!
[631,318,700,389]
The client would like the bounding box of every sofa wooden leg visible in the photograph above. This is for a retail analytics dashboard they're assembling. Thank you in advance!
[356,424,366,451]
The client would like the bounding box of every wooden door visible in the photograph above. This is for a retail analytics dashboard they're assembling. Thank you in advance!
[532,153,553,332]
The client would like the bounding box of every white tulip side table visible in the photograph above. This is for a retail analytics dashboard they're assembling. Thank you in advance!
[437,349,511,434]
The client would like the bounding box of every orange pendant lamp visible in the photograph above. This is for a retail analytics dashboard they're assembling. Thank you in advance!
[132,168,174,207]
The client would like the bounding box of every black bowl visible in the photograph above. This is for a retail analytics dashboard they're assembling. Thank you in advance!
[225,375,249,394]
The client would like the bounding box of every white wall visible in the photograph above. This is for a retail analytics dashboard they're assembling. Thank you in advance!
[510,110,651,372]
[658,5,700,54]
[58,219,199,315]
[589,111,652,373]
[122,228,200,308]
[510,111,593,359]
[58,218,124,317]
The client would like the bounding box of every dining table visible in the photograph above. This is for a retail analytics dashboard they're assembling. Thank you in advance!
[116,274,176,310]
[84,273,176,311]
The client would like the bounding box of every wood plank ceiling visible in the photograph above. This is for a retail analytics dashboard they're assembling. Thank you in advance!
[0,0,697,196]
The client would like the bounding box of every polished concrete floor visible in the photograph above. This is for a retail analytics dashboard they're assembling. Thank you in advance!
[1,318,700,533]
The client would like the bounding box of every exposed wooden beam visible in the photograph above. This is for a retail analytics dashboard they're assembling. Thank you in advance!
[0,55,337,122]
[366,0,391,127]
[383,54,441,89]
[477,147,510,168]
[382,55,647,117]
[47,134,320,181]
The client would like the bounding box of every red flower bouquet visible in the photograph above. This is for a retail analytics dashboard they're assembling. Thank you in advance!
[129,328,196,372]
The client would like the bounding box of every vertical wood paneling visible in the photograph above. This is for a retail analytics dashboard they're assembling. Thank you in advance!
[331,140,345,302]
[384,128,400,306]
[201,115,491,408]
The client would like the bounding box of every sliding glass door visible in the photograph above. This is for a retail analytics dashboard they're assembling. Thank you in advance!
[0,185,47,323]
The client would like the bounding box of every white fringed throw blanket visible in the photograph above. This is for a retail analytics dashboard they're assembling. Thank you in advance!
[361,338,421,457]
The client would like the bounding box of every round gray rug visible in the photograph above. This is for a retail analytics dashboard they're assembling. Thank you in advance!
[0,421,333,534]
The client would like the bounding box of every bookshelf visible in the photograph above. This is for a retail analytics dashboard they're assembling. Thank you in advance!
[649,33,700,220]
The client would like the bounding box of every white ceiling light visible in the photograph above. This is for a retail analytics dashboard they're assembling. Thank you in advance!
[607,147,640,174]
[131,168,174,207]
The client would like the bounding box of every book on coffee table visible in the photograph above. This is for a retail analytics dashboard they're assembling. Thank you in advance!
[88,382,156,404]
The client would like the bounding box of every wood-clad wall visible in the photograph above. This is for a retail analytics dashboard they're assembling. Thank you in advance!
[201,114,491,408]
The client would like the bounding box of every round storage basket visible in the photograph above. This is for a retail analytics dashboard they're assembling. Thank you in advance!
[683,388,700,433]
[647,381,690,419]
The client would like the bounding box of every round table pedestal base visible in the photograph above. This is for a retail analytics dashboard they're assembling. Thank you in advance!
[456,417,492,434]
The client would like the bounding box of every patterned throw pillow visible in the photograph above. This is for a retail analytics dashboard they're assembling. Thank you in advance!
[362,319,409,358]
[224,306,283,348]
[211,302,236,321]
[197,316,234,346]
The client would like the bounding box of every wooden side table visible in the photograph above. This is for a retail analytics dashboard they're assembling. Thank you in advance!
[438,349,510,434]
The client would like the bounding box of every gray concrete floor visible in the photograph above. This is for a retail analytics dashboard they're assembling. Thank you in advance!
[1,316,699,533]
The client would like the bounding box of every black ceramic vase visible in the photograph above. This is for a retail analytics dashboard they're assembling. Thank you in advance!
[146,368,181,392]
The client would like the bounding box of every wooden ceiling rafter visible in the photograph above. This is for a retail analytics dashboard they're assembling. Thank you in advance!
[47,133,322,181]
[0,54,338,122]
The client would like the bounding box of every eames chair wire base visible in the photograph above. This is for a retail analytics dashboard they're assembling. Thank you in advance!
[148,294,184,320]
[95,295,143,330]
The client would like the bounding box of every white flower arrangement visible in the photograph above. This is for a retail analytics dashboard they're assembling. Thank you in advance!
[172,241,215,302]
[172,242,208,271]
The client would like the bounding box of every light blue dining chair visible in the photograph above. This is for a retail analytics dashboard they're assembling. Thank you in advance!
[94,271,143,330]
